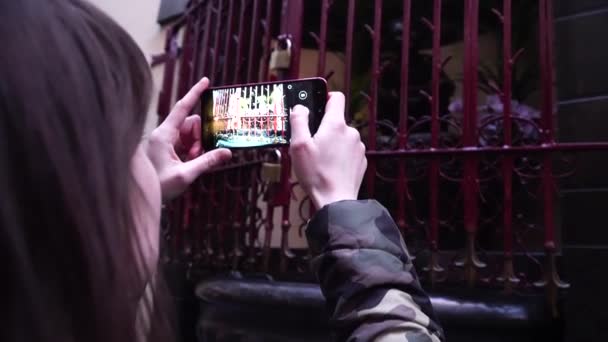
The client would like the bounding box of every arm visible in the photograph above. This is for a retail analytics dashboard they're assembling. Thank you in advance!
[306,200,444,342]
[289,93,444,341]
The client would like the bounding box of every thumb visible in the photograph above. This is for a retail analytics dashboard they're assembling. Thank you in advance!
[290,105,311,143]
[179,148,232,183]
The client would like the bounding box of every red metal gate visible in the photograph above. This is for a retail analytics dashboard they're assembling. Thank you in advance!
[154,0,608,316]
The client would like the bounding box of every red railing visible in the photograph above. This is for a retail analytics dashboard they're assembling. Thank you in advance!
[154,0,608,316]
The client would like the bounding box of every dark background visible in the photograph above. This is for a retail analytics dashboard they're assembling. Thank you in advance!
[555,1,608,341]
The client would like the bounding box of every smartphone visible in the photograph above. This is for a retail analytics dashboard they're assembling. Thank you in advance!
[201,77,327,150]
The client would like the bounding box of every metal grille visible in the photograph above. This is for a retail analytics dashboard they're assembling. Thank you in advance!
[154,0,608,315]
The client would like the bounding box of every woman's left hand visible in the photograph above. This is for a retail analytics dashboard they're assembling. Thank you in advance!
[145,77,232,201]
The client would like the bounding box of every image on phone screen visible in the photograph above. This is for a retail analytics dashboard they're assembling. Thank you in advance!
[201,78,327,150]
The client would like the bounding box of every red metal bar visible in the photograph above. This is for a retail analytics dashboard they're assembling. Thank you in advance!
[540,0,556,249]
[366,142,608,157]
[192,180,203,259]
[274,0,304,248]
[262,204,274,272]
[316,0,330,76]
[190,4,205,84]
[461,1,483,287]
[366,0,382,197]
[462,0,479,235]
[221,0,236,85]
[502,0,514,256]
[177,16,197,98]
[280,0,304,79]
[197,181,207,261]
[209,0,224,84]
[276,146,293,263]
[233,0,248,83]
[181,189,193,254]
[429,0,442,253]
[205,175,216,261]
[497,0,520,287]
[171,197,183,259]
[344,0,355,119]
[279,204,292,272]
[216,173,228,263]
[396,0,412,235]
[536,0,569,307]
[399,0,412,146]
[179,140,199,258]
[260,0,275,81]
[230,168,243,268]
[246,0,261,83]
[246,165,260,266]
[157,33,179,122]
[199,2,214,78]
[503,0,513,251]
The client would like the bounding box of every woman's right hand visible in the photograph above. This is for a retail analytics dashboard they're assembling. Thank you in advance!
[289,92,367,209]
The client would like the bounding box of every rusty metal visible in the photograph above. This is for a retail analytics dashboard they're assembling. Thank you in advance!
[221,0,236,84]
[190,3,206,84]
[458,0,485,287]
[233,0,248,84]
[364,142,608,157]
[395,0,411,238]
[246,0,262,83]
[176,11,197,98]
[229,167,245,270]
[246,163,261,269]
[153,0,608,318]
[280,0,304,80]
[199,2,213,80]
[344,0,355,119]
[260,0,275,80]
[312,0,330,77]
[365,0,382,198]
[414,0,447,287]
[209,0,224,83]
[494,0,520,291]
[534,0,570,317]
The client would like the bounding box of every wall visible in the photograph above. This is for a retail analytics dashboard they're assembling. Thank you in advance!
[87,0,168,133]
[555,1,608,341]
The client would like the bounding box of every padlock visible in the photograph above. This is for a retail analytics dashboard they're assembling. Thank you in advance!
[261,149,282,183]
[269,37,292,71]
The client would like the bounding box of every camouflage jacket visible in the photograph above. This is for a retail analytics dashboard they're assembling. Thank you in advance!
[306,200,445,342]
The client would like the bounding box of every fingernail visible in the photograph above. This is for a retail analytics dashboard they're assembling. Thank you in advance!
[293,105,309,113]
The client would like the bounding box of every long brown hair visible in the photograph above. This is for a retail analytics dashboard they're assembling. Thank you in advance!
[0,0,172,341]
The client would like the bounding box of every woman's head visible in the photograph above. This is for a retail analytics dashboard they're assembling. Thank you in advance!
[0,0,169,341]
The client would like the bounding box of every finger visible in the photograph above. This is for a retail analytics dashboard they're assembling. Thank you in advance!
[289,105,312,143]
[177,116,202,158]
[188,141,202,160]
[180,148,232,183]
[163,77,210,128]
[180,115,201,137]
[320,92,346,127]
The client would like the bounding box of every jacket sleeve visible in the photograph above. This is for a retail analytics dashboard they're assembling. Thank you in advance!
[306,200,445,342]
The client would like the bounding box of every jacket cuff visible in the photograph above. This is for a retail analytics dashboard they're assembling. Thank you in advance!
[305,199,402,256]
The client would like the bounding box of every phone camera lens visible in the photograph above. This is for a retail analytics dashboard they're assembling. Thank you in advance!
[298,91,308,100]
[287,85,293,90]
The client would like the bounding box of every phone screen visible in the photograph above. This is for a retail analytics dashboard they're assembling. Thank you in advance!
[201,78,327,149]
